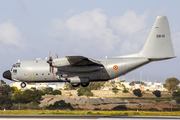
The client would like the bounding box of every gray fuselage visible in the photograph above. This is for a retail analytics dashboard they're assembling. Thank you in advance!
[10,57,149,83]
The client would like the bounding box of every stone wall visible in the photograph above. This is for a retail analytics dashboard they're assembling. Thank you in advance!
[60,90,172,98]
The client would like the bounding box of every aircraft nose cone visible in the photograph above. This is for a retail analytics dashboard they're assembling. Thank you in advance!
[3,70,12,80]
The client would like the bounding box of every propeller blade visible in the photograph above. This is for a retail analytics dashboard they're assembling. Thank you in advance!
[47,52,53,73]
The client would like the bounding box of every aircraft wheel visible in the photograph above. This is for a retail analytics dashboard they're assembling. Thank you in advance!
[81,82,89,87]
[71,83,80,87]
[20,82,26,88]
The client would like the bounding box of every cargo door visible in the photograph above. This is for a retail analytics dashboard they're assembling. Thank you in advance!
[27,73,33,81]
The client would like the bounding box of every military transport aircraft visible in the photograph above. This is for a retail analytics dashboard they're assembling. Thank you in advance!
[3,16,175,88]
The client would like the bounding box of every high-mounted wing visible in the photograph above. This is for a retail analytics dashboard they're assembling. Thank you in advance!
[66,56,102,66]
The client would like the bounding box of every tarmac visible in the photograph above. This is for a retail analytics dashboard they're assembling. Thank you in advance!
[0,115,180,120]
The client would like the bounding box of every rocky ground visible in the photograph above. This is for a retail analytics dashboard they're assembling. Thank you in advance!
[39,95,179,111]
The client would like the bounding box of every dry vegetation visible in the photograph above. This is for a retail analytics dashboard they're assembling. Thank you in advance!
[1,110,180,116]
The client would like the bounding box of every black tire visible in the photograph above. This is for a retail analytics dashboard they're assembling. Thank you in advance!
[71,83,80,87]
[81,82,89,87]
[20,82,26,88]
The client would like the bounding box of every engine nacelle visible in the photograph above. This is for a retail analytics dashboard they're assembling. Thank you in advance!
[52,58,70,67]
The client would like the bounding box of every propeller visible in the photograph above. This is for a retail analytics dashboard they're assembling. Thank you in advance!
[47,52,53,73]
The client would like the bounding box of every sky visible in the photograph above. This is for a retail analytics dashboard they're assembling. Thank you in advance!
[0,0,180,84]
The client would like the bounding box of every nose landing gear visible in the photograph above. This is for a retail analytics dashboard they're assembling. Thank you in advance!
[20,82,26,88]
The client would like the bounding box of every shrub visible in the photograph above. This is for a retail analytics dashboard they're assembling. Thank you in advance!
[39,90,45,95]
[94,108,101,111]
[163,77,180,91]
[12,102,41,110]
[77,87,93,97]
[112,105,127,111]
[152,90,161,97]
[133,89,142,97]
[84,91,93,97]
[22,89,42,103]
[123,89,129,93]
[148,108,159,111]
[0,84,13,110]
[13,89,42,104]
[174,97,180,104]
[43,87,53,94]
[46,100,74,110]
[163,107,180,111]
[88,82,106,90]
[123,112,129,115]
[51,90,62,95]
[87,111,93,115]
[172,91,180,103]
[172,91,180,98]
[112,87,119,94]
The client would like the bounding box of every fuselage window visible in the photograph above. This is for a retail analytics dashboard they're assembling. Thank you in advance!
[48,73,50,75]
[42,73,44,75]
[36,74,38,75]
[13,69,17,73]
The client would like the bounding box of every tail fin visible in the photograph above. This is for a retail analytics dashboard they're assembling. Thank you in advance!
[139,16,175,60]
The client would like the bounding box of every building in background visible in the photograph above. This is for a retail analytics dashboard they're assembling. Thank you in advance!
[9,78,167,91]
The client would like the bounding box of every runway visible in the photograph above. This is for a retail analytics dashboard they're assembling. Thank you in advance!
[0,115,180,120]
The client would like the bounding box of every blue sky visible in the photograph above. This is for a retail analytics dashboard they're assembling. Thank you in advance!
[0,0,180,84]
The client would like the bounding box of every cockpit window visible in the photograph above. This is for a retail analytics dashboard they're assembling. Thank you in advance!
[13,63,21,68]
[13,69,17,73]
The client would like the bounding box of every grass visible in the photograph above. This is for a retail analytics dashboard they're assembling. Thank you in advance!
[0,110,180,116]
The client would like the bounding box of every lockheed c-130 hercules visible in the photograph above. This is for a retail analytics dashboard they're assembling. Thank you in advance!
[3,16,175,88]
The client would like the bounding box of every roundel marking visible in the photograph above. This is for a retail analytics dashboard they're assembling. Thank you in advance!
[113,65,118,70]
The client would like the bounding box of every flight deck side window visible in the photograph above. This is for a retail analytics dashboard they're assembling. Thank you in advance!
[13,69,17,73]
[13,63,21,68]
[16,63,20,67]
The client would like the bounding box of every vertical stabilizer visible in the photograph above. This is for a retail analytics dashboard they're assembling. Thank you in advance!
[139,16,175,60]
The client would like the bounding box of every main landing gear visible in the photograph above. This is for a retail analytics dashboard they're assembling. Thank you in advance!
[81,82,89,87]
[71,83,80,87]
[20,82,26,88]
[71,82,89,87]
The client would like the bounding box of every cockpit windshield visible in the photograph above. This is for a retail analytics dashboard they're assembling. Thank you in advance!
[12,63,21,68]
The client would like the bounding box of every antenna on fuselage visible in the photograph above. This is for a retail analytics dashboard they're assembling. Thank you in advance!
[56,53,59,58]
[47,52,53,73]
